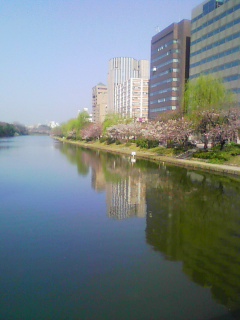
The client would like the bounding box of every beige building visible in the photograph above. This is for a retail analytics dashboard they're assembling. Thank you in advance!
[190,0,240,103]
[116,78,149,121]
[92,83,108,123]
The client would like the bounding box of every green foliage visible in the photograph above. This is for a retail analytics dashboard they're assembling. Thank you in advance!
[193,150,231,163]
[223,143,240,156]
[136,139,148,149]
[184,75,236,114]
[99,137,107,143]
[136,139,159,149]
[102,114,132,135]
[60,111,90,139]
[0,122,27,137]
[115,139,121,145]
[105,137,116,145]
[0,123,15,137]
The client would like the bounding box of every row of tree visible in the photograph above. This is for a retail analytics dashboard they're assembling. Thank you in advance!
[0,122,28,137]
[53,75,240,150]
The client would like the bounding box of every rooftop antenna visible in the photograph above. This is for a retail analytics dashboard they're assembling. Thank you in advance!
[155,25,160,33]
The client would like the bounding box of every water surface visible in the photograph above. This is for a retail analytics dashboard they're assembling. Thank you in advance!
[1,136,240,320]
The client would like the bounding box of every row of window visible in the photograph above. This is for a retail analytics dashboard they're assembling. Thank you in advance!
[190,45,240,69]
[150,96,179,105]
[232,88,240,94]
[191,33,240,61]
[191,17,240,48]
[190,60,240,79]
[152,30,173,45]
[150,87,179,97]
[224,74,240,82]
[150,77,179,89]
[152,49,180,64]
[192,3,240,34]
[152,39,179,55]
[151,59,179,73]
[150,106,177,113]
[203,0,224,16]
[151,68,179,79]
[192,0,230,23]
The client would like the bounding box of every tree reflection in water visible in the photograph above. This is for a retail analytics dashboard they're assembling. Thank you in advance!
[56,141,240,314]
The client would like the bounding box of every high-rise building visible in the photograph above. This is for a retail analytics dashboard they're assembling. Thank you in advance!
[116,78,149,121]
[190,0,240,103]
[107,57,149,113]
[148,20,191,120]
[92,83,108,123]
[138,59,150,78]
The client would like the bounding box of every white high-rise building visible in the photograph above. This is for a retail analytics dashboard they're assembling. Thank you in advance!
[116,78,149,121]
[107,57,149,113]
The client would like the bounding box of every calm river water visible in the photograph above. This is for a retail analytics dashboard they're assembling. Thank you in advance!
[1,135,240,320]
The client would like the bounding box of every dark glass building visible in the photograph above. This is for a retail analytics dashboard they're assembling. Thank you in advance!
[148,19,191,120]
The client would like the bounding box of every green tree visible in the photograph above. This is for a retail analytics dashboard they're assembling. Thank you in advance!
[183,75,236,114]
[102,113,132,135]
[60,111,90,139]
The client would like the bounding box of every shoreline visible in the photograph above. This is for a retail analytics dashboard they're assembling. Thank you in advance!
[55,138,240,178]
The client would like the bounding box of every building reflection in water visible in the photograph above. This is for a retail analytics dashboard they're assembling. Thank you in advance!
[106,175,146,219]
[56,142,147,219]
[56,141,240,314]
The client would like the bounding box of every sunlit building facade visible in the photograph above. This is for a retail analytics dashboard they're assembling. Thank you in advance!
[107,57,149,114]
[190,0,240,103]
[116,78,149,121]
[92,83,108,123]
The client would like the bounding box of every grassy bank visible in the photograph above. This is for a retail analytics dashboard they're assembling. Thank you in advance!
[56,138,240,177]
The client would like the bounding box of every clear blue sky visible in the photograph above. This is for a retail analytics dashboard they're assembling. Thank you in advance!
[1,0,201,125]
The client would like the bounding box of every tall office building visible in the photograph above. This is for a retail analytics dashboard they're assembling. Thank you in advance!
[107,57,149,113]
[92,83,108,123]
[148,20,191,120]
[138,59,150,78]
[116,78,149,121]
[190,0,240,103]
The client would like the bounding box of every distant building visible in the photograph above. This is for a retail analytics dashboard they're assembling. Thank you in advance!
[92,83,108,123]
[107,57,149,114]
[48,121,59,129]
[116,78,149,121]
[190,0,240,103]
[148,19,191,120]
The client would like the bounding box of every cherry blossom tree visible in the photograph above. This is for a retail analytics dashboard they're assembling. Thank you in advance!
[81,123,102,141]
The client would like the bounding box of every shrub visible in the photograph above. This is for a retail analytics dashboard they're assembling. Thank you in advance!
[136,139,148,149]
[148,140,159,149]
[99,137,106,143]
[193,151,231,162]
[115,140,121,145]
[136,139,159,149]
[106,137,115,145]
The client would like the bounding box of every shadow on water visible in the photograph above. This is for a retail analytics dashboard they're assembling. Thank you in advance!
[56,141,240,318]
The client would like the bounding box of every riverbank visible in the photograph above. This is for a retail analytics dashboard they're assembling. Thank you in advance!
[56,138,240,177]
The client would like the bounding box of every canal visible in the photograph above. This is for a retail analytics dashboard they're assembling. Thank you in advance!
[1,135,240,319]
